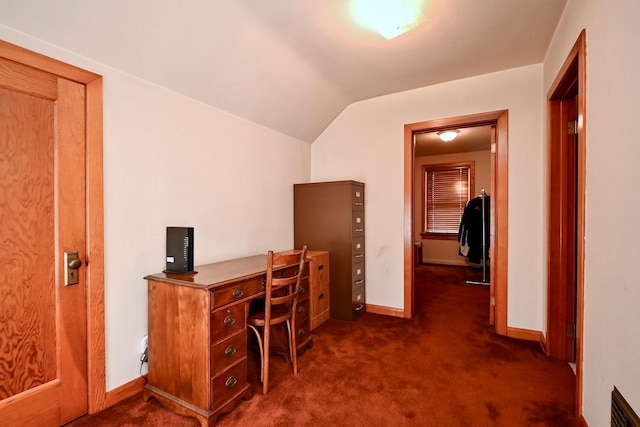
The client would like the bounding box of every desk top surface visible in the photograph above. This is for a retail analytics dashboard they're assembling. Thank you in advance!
[144,249,324,290]
[144,254,269,290]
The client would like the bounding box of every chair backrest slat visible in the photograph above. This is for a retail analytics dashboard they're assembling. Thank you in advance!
[264,247,307,316]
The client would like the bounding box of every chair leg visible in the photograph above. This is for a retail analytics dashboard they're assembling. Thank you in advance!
[287,318,298,376]
[262,324,271,395]
[248,325,264,383]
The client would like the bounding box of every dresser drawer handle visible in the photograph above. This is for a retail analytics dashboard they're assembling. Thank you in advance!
[225,376,238,389]
[224,345,237,357]
[232,288,244,299]
[354,202,363,206]
[297,328,306,337]
[354,254,364,258]
[223,315,236,327]
[354,228,364,232]
[297,306,305,314]
[299,286,305,295]
[355,279,364,285]
[354,304,365,312]
[261,277,266,290]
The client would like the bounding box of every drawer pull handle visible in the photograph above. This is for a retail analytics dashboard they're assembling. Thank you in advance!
[355,228,364,232]
[224,345,237,357]
[355,279,364,285]
[225,376,238,389]
[299,286,305,295]
[354,202,363,206]
[355,304,365,312]
[232,288,244,299]
[354,254,364,258]
[297,328,305,337]
[297,306,305,314]
[261,277,266,290]
[223,316,236,327]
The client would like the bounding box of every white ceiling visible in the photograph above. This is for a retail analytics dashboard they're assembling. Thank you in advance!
[415,126,491,157]
[1,0,567,142]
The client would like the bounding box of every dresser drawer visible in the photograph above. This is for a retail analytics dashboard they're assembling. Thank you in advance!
[351,262,365,289]
[210,277,264,310]
[211,331,247,377]
[352,211,364,236]
[211,304,246,343]
[211,359,248,410]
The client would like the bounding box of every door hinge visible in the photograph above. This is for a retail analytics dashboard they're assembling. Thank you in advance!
[568,120,578,135]
[490,143,496,154]
[567,323,576,338]
[490,296,496,306]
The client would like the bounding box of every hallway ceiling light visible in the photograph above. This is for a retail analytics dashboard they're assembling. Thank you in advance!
[351,0,426,40]
[438,130,460,142]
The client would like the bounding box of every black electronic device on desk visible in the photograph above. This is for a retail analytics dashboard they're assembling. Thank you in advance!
[164,226,195,274]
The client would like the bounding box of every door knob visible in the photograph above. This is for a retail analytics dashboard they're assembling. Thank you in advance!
[68,258,82,269]
[64,251,82,286]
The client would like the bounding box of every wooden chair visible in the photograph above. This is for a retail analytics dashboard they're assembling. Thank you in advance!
[248,246,307,394]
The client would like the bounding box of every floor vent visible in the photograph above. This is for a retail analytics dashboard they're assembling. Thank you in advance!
[612,387,640,427]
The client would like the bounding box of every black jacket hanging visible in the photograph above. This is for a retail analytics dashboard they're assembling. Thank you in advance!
[458,195,490,264]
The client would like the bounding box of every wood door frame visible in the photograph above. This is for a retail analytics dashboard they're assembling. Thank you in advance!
[546,29,586,420]
[404,110,509,335]
[0,40,107,414]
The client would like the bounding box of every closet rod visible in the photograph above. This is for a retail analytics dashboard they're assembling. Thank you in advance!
[466,188,490,286]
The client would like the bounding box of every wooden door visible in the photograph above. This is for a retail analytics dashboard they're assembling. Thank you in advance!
[0,57,88,426]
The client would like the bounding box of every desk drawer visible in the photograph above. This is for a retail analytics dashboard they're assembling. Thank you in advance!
[211,331,247,377]
[211,304,246,342]
[211,359,248,410]
[295,321,310,347]
[295,297,310,322]
[211,277,264,310]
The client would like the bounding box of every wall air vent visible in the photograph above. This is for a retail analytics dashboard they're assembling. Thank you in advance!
[612,387,640,427]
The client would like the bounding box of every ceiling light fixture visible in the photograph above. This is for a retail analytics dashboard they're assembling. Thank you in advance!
[438,130,459,142]
[351,0,426,40]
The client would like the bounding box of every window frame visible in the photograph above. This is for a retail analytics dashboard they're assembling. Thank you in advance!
[420,161,475,240]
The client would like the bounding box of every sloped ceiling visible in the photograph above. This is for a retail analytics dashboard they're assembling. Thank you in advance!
[1,0,567,142]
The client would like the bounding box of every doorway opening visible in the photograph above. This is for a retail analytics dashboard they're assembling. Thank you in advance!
[403,110,508,336]
[546,29,586,418]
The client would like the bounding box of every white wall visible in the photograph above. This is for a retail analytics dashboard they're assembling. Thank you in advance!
[414,151,491,266]
[312,65,544,329]
[0,26,311,391]
[543,0,640,424]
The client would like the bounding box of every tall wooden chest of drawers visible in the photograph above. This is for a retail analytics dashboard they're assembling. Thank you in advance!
[294,181,365,321]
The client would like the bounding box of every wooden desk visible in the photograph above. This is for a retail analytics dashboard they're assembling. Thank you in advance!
[143,254,313,426]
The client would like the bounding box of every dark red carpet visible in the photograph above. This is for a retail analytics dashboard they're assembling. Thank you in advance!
[70,264,575,426]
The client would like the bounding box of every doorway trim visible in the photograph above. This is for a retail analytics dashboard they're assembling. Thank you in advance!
[0,40,107,414]
[404,110,508,335]
[546,29,586,420]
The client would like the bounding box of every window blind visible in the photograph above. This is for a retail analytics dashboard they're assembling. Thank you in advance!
[425,166,470,234]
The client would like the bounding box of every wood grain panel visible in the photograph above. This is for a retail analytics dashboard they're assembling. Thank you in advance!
[148,281,210,410]
[57,76,88,421]
[0,57,57,100]
[0,87,57,399]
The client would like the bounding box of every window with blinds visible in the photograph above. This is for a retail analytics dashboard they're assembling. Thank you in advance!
[422,162,474,237]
